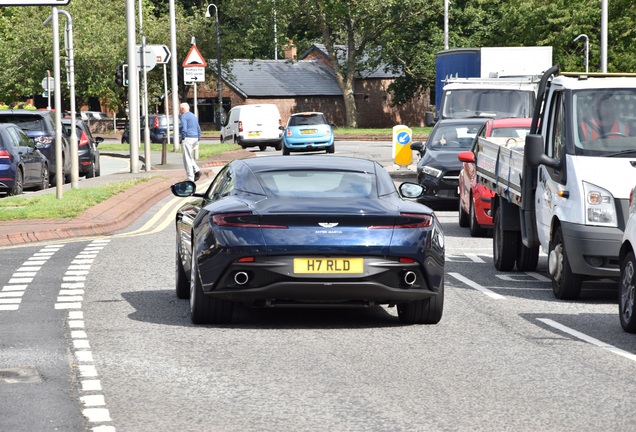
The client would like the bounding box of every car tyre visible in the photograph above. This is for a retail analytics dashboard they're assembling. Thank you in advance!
[34,164,49,191]
[493,206,517,271]
[9,168,23,196]
[85,162,96,179]
[469,199,487,237]
[397,284,444,325]
[619,251,636,333]
[220,134,224,143]
[549,226,582,299]
[516,234,539,271]
[190,244,233,324]
[175,237,190,300]
[326,143,335,154]
[458,197,469,227]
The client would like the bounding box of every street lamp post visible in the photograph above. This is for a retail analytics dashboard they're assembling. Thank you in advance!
[573,34,589,73]
[206,3,224,130]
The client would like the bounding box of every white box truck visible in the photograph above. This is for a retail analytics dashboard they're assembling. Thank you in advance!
[428,46,553,125]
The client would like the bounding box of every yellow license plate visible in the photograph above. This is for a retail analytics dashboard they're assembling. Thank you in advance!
[301,129,317,135]
[248,131,262,137]
[293,258,363,274]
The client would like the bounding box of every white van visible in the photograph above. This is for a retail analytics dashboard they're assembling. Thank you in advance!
[220,104,283,150]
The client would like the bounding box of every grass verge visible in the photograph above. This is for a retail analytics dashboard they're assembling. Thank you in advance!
[0,178,151,221]
[99,142,241,159]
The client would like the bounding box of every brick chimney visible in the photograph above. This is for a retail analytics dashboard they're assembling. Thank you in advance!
[284,39,297,61]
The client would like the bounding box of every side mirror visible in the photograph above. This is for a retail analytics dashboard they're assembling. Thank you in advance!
[410,141,425,154]
[279,125,285,130]
[399,182,424,199]
[525,134,560,169]
[171,180,197,197]
[457,151,475,163]
[95,137,104,144]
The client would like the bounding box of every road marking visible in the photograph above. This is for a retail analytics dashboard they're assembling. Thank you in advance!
[58,239,116,430]
[1,244,63,311]
[538,318,636,362]
[448,272,506,299]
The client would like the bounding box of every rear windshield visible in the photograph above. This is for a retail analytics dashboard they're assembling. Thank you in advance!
[256,170,375,198]
[0,115,46,131]
[288,114,327,127]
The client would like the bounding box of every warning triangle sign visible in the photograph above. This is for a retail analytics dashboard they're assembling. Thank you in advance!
[182,45,207,67]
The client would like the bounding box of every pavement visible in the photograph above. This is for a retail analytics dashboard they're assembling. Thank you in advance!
[0,146,417,247]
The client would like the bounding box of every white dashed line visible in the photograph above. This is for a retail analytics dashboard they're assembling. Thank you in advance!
[59,239,116,431]
[0,244,63,311]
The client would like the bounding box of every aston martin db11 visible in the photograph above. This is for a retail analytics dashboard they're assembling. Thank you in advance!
[171,156,445,325]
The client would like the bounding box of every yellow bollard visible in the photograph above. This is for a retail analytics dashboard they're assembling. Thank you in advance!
[392,125,413,167]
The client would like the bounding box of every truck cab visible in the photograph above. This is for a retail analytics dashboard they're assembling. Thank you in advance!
[525,71,636,299]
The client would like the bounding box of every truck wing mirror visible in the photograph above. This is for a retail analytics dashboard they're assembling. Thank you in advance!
[525,134,560,169]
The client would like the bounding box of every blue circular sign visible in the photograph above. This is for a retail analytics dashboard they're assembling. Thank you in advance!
[397,131,411,144]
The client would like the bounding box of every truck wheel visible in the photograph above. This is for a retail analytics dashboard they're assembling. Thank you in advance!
[282,145,290,155]
[516,238,539,271]
[469,199,487,237]
[549,226,582,299]
[493,206,517,271]
[458,197,469,227]
[259,145,267,151]
[397,284,444,325]
[275,140,282,151]
[619,251,636,333]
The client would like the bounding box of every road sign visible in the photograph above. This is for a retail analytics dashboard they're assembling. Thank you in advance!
[41,77,55,91]
[135,45,157,72]
[184,67,205,83]
[0,1,70,4]
[148,45,171,64]
[182,45,207,68]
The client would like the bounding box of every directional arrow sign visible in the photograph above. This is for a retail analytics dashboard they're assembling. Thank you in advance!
[0,1,71,4]
[149,45,171,64]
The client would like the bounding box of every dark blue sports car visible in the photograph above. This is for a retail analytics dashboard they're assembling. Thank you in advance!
[171,156,445,325]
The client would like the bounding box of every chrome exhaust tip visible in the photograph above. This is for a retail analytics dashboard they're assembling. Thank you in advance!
[234,271,249,285]
[403,271,417,286]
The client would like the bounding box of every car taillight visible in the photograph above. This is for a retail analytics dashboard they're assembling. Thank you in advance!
[211,212,287,229]
[0,149,12,160]
[153,117,159,128]
[286,129,292,137]
[78,131,89,147]
[238,121,243,133]
[368,213,433,229]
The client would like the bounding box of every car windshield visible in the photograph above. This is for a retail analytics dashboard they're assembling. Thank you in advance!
[573,89,636,156]
[428,124,481,150]
[490,126,530,138]
[256,170,375,198]
[288,114,327,127]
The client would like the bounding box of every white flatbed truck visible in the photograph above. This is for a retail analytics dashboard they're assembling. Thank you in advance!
[474,66,636,299]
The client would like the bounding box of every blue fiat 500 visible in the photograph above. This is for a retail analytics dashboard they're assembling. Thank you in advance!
[282,112,335,155]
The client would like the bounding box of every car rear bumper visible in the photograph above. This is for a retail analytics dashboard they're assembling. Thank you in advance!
[198,255,444,305]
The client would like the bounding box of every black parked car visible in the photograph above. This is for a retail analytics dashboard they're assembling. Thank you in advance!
[121,115,174,144]
[61,118,103,178]
[0,123,49,196]
[0,110,71,185]
[411,117,489,206]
